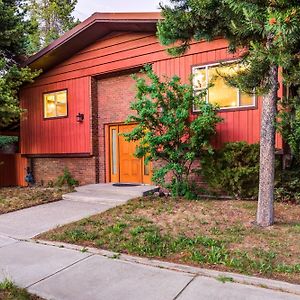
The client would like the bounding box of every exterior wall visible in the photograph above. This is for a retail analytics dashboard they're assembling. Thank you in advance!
[31,157,97,186]
[20,76,91,155]
[20,31,283,184]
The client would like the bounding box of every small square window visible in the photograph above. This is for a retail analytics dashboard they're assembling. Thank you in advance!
[44,90,68,118]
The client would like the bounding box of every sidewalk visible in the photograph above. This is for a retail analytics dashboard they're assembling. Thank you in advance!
[0,184,299,300]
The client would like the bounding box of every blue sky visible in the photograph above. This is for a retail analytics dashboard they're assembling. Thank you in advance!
[74,0,169,20]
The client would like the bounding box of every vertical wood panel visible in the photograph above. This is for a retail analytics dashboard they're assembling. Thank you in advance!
[21,32,282,155]
[0,154,27,187]
[20,76,90,154]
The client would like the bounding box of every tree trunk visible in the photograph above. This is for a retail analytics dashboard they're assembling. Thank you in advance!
[256,64,279,227]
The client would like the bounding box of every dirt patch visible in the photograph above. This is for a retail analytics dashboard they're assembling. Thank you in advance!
[0,186,72,214]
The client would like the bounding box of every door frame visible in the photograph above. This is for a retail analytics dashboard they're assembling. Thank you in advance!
[106,124,152,184]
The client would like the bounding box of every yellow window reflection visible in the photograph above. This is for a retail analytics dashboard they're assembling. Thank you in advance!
[44,90,68,118]
[193,62,255,110]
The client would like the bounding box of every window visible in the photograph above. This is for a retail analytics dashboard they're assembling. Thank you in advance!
[44,90,68,118]
[192,62,255,111]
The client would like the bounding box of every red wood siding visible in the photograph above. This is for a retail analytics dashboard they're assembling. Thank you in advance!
[20,77,91,154]
[0,154,27,187]
[20,32,282,155]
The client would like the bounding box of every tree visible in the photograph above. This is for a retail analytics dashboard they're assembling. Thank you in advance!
[0,0,40,129]
[158,0,300,226]
[124,65,222,198]
[27,0,79,53]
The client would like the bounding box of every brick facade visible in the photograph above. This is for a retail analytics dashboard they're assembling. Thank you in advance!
[30,70,204,187]
[29,71,139,186]
[97,70,139,183]
[31,157,97,186]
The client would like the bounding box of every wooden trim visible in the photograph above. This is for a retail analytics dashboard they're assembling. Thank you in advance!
[109,125,119,183]
[107,123,153,184]
[105,125,110,183]
[0,131,19,136]
[25,153,92,158]
[94,66,143,80]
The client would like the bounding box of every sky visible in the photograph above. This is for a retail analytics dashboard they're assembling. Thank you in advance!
[74,0,169,20]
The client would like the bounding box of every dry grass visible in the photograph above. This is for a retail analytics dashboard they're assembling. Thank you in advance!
[38,196,300,283]
[0,279,43,300]
[0,186,71,214]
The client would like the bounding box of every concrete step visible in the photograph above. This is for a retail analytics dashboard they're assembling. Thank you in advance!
[75,184,159,197]
[63,184,159,205]
[62,192,130,205]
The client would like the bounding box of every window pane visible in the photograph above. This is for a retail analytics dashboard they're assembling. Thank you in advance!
[193,90,205,111]
[240,93,255,106]
[44,90,67,118]
[56,91,67,104]
[111,129,118,175]
[193,67,207,89]
[56,104,67,116]
[144,155,150,176]
[208,66,238,108]
[44,95,56,118]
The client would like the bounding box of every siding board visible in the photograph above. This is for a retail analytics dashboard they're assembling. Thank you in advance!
[21,32,281,155]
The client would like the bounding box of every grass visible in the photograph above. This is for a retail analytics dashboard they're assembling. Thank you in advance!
[0,186,72,214]
[38,196,300,284]
[0,279,43,300]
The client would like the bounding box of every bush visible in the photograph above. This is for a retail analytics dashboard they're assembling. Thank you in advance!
[55,168,79,188]
[201,142,260,199]
[124,65,222,198]
[275,167,300,204]
[0,136,18,148]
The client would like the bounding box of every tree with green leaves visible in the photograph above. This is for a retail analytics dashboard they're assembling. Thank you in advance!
[158,0,300,227]
[124,65,222,198]
[27,0,79,53]
[0,0,40,129]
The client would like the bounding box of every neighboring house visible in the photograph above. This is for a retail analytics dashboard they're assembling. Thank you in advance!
[20,12,283,186]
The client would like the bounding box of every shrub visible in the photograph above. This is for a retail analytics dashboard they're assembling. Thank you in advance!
[275,167,300,204]
[0,136,18,148]
[124,65,222,198]
[55,168,79,188]
[201,142,260,199]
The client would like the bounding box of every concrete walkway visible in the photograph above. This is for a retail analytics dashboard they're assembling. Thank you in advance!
[0,184,299,300]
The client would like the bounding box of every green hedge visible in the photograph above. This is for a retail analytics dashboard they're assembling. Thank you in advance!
[201,142,260,199]
[0,136,18,148]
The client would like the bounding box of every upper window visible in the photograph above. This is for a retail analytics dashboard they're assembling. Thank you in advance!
[44,90,68,119]
[192,62,255,111]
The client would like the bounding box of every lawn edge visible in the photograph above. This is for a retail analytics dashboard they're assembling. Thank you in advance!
[31,238,300,296]
[0,198,63,216]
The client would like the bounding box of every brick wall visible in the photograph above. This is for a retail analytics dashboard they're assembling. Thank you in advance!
[32,157,97,186]
[97,71,139,182]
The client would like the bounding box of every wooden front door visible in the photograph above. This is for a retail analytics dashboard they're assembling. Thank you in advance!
[109,124,152,184]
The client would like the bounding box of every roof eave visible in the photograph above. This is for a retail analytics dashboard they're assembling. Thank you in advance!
[24,12,162,70]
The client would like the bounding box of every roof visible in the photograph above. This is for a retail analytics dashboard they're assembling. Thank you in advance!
[24,12,162,71]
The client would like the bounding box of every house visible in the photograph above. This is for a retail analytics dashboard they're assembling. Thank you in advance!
[19,12,283,186]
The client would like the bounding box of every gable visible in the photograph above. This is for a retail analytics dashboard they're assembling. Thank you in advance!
[24,12,161,71]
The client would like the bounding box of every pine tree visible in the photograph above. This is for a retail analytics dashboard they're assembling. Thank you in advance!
[0,0,40,128]
[158,0,300,227]
[27,0,79,53]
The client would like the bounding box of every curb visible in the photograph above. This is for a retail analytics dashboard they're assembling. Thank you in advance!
[31,238,300,297]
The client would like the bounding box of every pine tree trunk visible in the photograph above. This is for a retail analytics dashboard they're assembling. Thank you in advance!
[256,64,279,227]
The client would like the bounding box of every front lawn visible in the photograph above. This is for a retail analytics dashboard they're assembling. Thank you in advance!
[0,279,43,300]
[0,186,71,214]
[38,196,300,284]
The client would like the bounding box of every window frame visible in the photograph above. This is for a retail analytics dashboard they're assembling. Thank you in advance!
[192,61,256,112]
[43,89,68,120]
